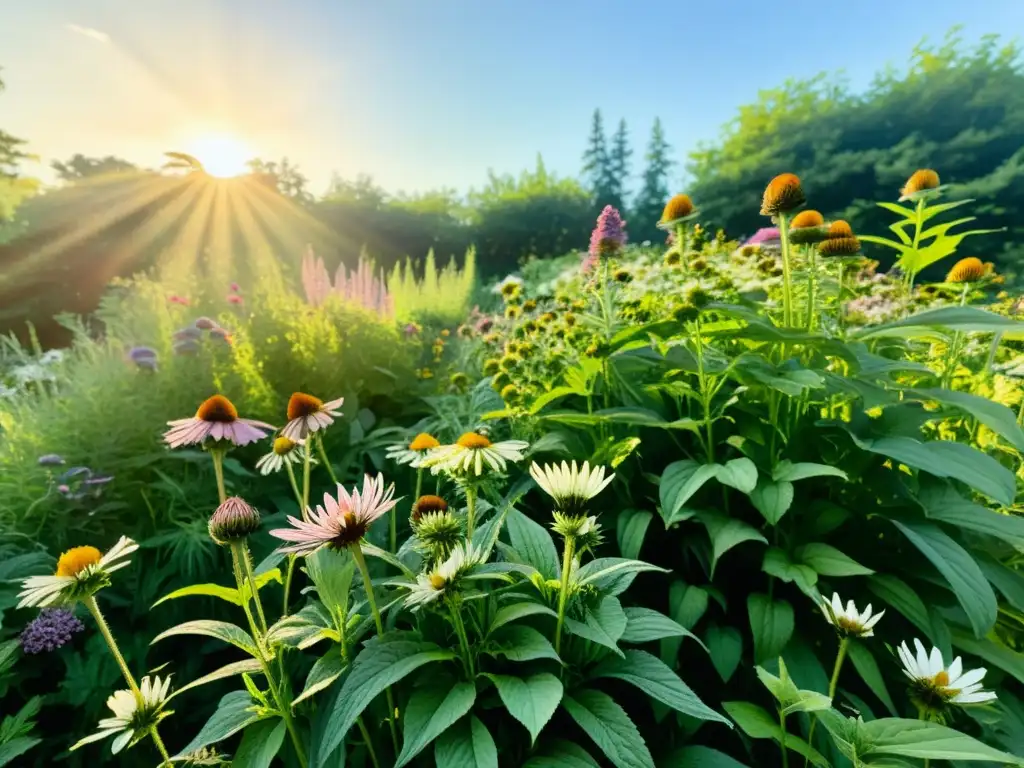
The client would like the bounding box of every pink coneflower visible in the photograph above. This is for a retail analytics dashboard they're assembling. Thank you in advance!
[227,294,244,305]
[163,394,274,449]
[168,295,190,306]
[230,283,241,293]
[403,323,420,337]
[281,392,344,441]
[270,474,398,555]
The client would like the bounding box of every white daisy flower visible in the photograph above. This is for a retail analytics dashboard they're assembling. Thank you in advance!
[422,432,529,477]
[386,432,441,467]
[255,436,310,475]
[72,675,173,754]
[18,537,138,608]
[530,460,614,512]
[820,592,884,638]
[404,541,483,609]
[281,392,345,441]
[898,639,997,707]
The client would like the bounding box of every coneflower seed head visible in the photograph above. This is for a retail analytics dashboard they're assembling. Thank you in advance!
[946,257,986,284]
[760,173,806,216]
[196,395,239,422]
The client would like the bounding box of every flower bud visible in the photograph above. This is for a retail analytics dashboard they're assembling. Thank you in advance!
[209,497,261,544]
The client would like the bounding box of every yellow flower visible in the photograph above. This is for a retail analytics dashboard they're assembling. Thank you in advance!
[946,257,986,284]
[659,194,694,225]
[760,173,805,216]
[900,169,940,200]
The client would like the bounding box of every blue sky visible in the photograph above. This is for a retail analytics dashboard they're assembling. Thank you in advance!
[3,0,1022,196]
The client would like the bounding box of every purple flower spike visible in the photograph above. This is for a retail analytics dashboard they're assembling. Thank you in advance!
[20,608,84,653]
[38,454,66,467]
[589,206,627,257]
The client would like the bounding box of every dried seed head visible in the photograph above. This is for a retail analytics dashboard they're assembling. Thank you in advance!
[760,173,806,216]
[946,257,986,284]
[660,194,694,224]
[901,169,940,199]
[818,236,861,257]
[286,392,324,420]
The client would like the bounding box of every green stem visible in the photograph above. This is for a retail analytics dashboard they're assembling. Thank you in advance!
[837,262,846,332]
[282,555,296,618]
[675,223,688,271]
[210,449,227,504]
[807,245,818,332]
[778,212,794,328]
[448,597,476,679]
[465,485,478,544]
[84,596,141,701]
[301,441,312,521]
[316,434,339,486]
[240,543,269,635]
[806,636,849,767]
[151,727,173,767]
[1017,399,1024,427]
[779,709,790,768]
[357,718,382,768]
[554,535,575,656]
[401,468,422,554]
[284,460,303,511]
[351,545,400,757]
[986,332,1003,378]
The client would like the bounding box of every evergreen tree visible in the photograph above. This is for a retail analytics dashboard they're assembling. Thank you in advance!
[633,117,674,243]
[580,109,621,212]
[610,119,632,208]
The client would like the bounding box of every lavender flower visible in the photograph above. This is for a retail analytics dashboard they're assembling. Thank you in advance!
[20,608,85,653]
[586,206,627,269]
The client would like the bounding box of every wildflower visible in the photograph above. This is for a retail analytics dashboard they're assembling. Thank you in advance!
[900,169,940,201]
[659,194,695,227]
[673,304,700,324]
[449,372,470,390]
[173,338,201,356]
[209,327,232,345]
[500,384,520,404]
[18,537,138,608]
[744,227,781,247]
[491,372,512,392]
[281,392,344,441]
[664,250,682,266]
[497,276,524,300]
[71,675,172,754]
[530,461,614,518]
[482,358,500,376]
[760,173,806,217]
[475,316,494,334]
[403,322,421,337]
[411,494,448,523]
[505,305,521,320]
[168,295,190,306]
[412,509,464,560]
[687,287,712,309]
[588,205,628,262]
[255,436,307,475]
[209,497,261,544]
[417,367,434,380]
[422,432,529,477]
[404,542,483,609]
[38,453,66,467]
[164,395,273,449]
[898,639,996,709]
[20,608,84,653]
[820,593,883,638]
[386,432,440,467]
[613,268,632,283]
[946,257,986,284]
[788,209,829,245]
[270,474,398,555]
[194,316,219,330]
[230,282,241,293]
[227,294,244,305]
[458,324,474,338]
[173,326,203,341]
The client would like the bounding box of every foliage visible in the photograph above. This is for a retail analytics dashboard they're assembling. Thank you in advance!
[632,118,675,245]
[387,248,477,326]
[51,155,138,182]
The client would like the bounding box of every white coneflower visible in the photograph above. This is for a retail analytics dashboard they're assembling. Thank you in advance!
[255,436,309,475]
[530,460,614,514]
[18,537,138,608]
[71,675,172,754]
[386,432,441,467]
[898,639,997,710]
[404,541,482,609]
[820,593,884,638]
[422,432,529,477]
[280,392,344,441]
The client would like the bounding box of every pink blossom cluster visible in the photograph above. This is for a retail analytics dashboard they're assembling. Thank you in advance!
[301,246,394,319]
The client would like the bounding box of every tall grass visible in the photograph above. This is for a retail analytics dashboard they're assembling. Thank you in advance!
[387,247,476,325]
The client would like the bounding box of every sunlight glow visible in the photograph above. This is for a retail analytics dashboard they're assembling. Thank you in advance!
[184,134,253,178]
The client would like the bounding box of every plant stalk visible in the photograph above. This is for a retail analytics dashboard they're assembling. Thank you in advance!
[151,728,173,767]
[85,595,141,701]
[465,485,478,544]
[448,597,476,679]
[805,636,849,767]
[301,442,312,522]
[554,535,575,656]
[316,434,339,486]
[778,212,795,328]
[210,449,227,504]
[779,709,789,768]
[239,543,269,636]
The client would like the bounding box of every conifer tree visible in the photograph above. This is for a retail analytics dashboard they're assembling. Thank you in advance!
[633,117,674,243]
[581,109,621,212]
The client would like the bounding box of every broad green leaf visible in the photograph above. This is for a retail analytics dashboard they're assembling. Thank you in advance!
[169,659,264,701]
[663,745,750,767]
[856,306,1022,339]
[698,510,768,577]
[484,673,563,744]
[846,641,897,716]
[748,594,794,663]
[523,739,600,767]
[795,543,873,577]
[715,458,758,493]
[909,388,1024,453]
[722,701,828,766]
[621,607,706,649]
[762,548,818,594]
[489,602,558,633]
[772,461,848,483]
[862,718,1022,762]
[918,480,1024,549]
[949,629,1024,685]
[565,598,627,656]
[562,689,655,768]
[434,716,498,768]
[575,557,668,590]
[891,519,997,637]
[293,649,347,706]
[528,386,578,414]
[977,553,1024,613]
[616,509,653,560]
[705,624,742,683]
[507,509,560,579]
[0,737,41,767]
[152,582,242,608]
[305,547,355,616]
[151,620,257,657]
[315,637,456,765]
[233,719,286,768]
[487,625,561,663]
[867,574,934,639]
[660,460,720,525]
[749,480,794,525]
[395,681,476,767]
[756,660,831,715]
[661,582,709,666]
[175,691,261,757]
[591,649,730,724]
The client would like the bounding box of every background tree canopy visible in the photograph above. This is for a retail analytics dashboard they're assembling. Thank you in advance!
[686,29,1024,273]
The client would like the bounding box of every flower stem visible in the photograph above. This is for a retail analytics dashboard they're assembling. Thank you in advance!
[448,597,476,679]
[210,449,227,504]
[85,596,141,701]
[316,434,339,486]
[805,636,849,767]
[351,544,400,757]
[239,543,269,636]
[674,223,688,271]
[399,468,422,554]
[151,727,173,767]
[806,245,818,333]
[357,718,382,768]
[778,212,794,328]
[301,442,312,522]
[554,535,575,656]
[465,485,478,544]
[779,709,790,768]
[284,460,303,511]
[282,555,296,618]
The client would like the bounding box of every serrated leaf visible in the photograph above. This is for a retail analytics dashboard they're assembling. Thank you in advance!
[565,597,627,656]
[574,557,668,590]
[484,673,562,745]
[562,689,655,768]
[523,739,601,767]
[862,718,1021,762]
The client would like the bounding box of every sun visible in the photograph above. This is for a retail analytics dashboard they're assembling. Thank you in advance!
[183,134,253,179]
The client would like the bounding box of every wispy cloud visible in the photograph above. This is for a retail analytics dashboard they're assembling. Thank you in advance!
[66,23,110,44]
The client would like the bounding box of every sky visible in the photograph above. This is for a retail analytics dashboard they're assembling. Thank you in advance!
[3,0,1023,197]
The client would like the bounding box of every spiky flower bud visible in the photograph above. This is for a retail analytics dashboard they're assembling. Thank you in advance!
[946,257,986,284]
[482,359,500,376]
[664,250,682,266]
[659,194,694,227]
[760,173,806,217]
[411,494,448,523]
[900,169,940,201]
[818,237,861,257]
[209,497,261,544]
[788,209,829,245]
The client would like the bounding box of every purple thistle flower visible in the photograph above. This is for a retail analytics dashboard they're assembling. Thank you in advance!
[38,454,66,467]
[587,206,628,267]
[20,608,84,653]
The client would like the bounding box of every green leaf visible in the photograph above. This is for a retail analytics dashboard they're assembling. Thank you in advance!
[856,306,1022,339]
[0,737,41,768]
[616,509,653,560]
[523,740,601,767]
[795,543,873,577]
[722,701,828,766]
[762,548,818,594]
[846,641,897,716]
[151,620,258,657]
[507,509,560,579]
[705,624,742,683]
[663,745,751,767]
[169,659,264,701]
[891,519,997,637]
[487,625,561,663]
[756,660,831,715]
[715,458,758,493]
[862,718,1022,762]
[565,598,627,656]
[697,510,768,577]
[591,649,730,724]
[434,716,498,768]
[314,637,456,765]
[949,629,1024,685]
[489,602,558,633]
[152,582,242,608]
[175,691,261,757]
[908,388,1024,453]
[395,681,476,767]
[918,480,1024,549]
[562,689,655,768]
[484,673,563,745]
[621,607,706,649]
[750,480,794,525]
[305,547,355,616]
[233,719,286,768]
[772,461,848,483]
[528,386,579,414]
[574,557,668,590]
[867,574,934,640]
[293,649,346,706]
[748,594,794,663]
[660,460,721,524]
